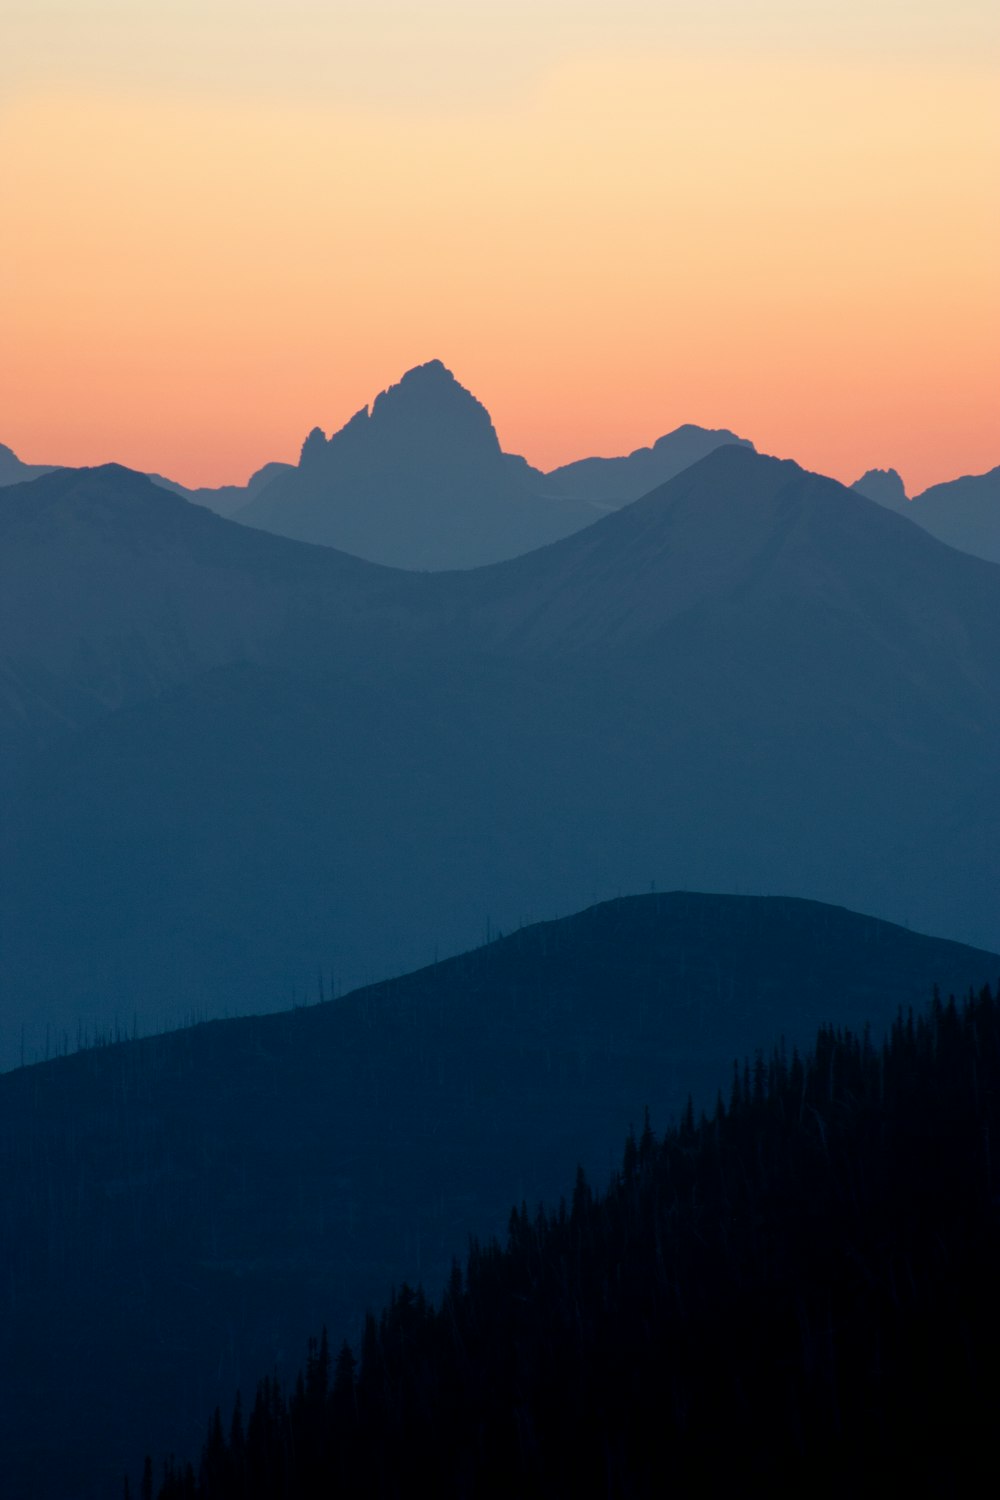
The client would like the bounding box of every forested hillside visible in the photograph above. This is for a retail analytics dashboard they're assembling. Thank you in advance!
[157,981,1000,1498]
[3,894,996,1497]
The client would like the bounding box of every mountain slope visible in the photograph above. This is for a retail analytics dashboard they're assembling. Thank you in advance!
[1,893,996,1499]
[852,462,1000,564]
[158,978,1000,1500]
[3,445,1000,1062]
[544,421,754,504]
[0,463,435,767]
[148,459,295,519]
[0,440,58,486]
[907,465,1000,564]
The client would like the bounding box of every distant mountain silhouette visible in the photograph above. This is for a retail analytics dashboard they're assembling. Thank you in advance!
[0,440,288,518]
[852,462,1000,565]
[0,441,58,486]
[906,466,1000,564]
[4,446,1000,1067]
[148,460,295,519]
[236,360,606,567]
[1,893,996,1499]
[5,371,752,552]
[0,463,396,768]
[851,466,908,513]
[545,422,754,503]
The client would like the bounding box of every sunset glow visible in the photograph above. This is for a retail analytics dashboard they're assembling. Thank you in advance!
[3,4,997,493]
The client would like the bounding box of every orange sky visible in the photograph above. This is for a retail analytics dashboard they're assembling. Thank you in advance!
[2,35,998,494]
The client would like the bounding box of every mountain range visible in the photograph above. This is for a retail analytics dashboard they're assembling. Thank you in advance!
[4,358,1000,1499]
[0,361,755,569]
[5,361,997,566]
[3,444,1000,1067]
[2,892,996,1498]
[233,361,755,568]
[853,462,1000,563]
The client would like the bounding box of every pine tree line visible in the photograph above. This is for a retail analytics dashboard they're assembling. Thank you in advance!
[153,985,1000,1498]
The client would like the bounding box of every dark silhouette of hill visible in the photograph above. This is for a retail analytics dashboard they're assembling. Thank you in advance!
[545,421,754,504]
[154,977,1000,1500]
[1,893,996,1498]
[851,465,908,512]
[4,445,1000,1065]
[0,440,58,486]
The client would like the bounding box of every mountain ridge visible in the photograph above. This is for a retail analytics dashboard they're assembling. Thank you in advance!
[3,444,1000,1067]
[2,891,997,1498]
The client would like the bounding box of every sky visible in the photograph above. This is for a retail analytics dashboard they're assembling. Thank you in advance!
[2,2,997,493]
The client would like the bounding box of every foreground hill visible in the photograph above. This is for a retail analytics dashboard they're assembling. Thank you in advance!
[157,975,1000,1499]
[1,893,996,1498]
[4,444,1000,1062]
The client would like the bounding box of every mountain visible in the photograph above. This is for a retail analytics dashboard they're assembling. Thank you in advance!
[0,440,58,486]
[237,364,756,567]
[5,447,1000,1068]
[545,421,755,504]
[237,360,606,568]
[1,893,996,1499]
[0,437,291,517]
[3,382,754,555]
[852,463,1000,565]
[148,460,295,519]
[156,978,1000,1500]
[0,463,414,770]
[907,466,1000,564]
[851,466,908,512]
[3,445,1000,1065]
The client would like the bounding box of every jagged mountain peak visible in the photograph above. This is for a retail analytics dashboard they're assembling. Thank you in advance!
[366,359,502,454]
[852,467,909,512]
[292,360,503,480]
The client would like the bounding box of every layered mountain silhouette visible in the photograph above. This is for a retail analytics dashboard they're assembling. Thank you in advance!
[905,466,1000,564]
[3,366,754,567]
[9,365,997,570]
[853,462,1000,564]
[148,459,295,519]
[235,359,609,567]
[545,421,754,503]
[0,463,401,769]
[234,360,757,567]
[0,441,58,487]
[3,445,1000,1068]
[0,438,287,519]
[2,893,996,1499]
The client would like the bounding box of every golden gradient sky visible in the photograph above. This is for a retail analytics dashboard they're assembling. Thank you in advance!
[2,2,997,492]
